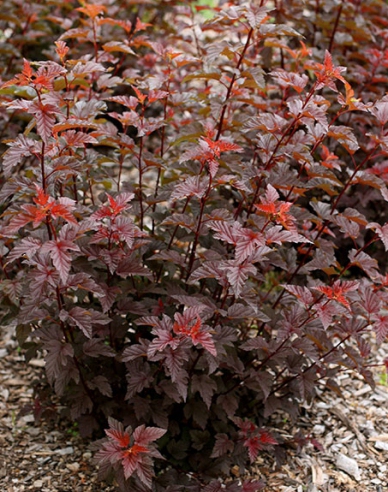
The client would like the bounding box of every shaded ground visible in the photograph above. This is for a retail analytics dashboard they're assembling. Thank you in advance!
[1,324,387,491]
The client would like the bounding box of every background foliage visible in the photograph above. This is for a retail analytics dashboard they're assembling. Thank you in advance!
[1,0,388,490]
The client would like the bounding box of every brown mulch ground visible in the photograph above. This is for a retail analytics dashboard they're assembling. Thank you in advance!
[1,324,387,492]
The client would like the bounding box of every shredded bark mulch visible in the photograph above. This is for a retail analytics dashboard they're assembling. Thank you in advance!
[1,324,387,491]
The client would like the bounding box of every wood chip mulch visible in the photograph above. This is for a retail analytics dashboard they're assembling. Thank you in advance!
[1,324,387,492]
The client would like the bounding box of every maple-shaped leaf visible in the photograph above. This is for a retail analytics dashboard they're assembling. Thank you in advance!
[371,314,388,344]
[283,284,314,307]
[129,86,146,105]
[121,340,149,362]
[41,239,80,283]
[188,260,229,287]
[32,61,66,90]
[60,307,92,338]
[88,375,112,397]
[265,226,311,245]
[348,249,379,279]
[191,328,217,357]
[2,135,39,178]
[110,216,138,248]
[144,315,177,357]
[244,436,262,463]
[357,284,381,316]
[106,95,139,110]
[5,237,42,265]
[116,255,152,278]
[235,229,265,262]
[162,347,189,400]
[83,338,116,358]
[191,374,217,408]
[132,425,166,447]
[210,220,239,245]
[313,280,359,310]
[61,130,99,147]
[170,176,209,201]
[315,300,342,329]
[367,222,388,251]
[44,340,74,385]
[130,457,153,486]
[370,98,388,125]
[125,363,153,399]
[29,100,61,143]
[211,433,234,458]
[61,307,109,338]
[271,69,309,93]
[224,261,257,297]
[70,60,106,76]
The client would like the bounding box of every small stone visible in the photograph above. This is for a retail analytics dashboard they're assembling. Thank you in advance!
[0,348,8,358]
[56,446,74,455]
[4,378,27,386]
[82,451,92,460]
[19,414,34,424]
[28,358,45,367]
[312,424,325,435]
[371,478,382,485]
[26,427,41,437]
[375,441,388,451]
[32,480,43,488]
[66,462,80,472]
[335,453,361,481]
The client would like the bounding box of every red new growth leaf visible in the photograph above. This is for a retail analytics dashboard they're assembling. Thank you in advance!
[180,136,242,177]
[313,280,359,309]
[236,419,277,462]
[255,184,296,231]
[55,41,69,62]
[313,50,347,91]
[77,3,107,19]
[96,418,165,486]
[173,311,217,356]
[92,193,134,220]
[1,59,33,88]
[6,187,77,234]
[135,17,152,32]
[320,145,341,171]
[105,420,131,448]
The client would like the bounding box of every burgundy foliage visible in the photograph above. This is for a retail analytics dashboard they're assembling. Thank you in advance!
[1,0,388,489]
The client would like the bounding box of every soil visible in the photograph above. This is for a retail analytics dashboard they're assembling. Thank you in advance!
[1,324,387,492]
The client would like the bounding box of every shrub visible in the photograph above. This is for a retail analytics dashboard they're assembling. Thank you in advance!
[1,0,388,489]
